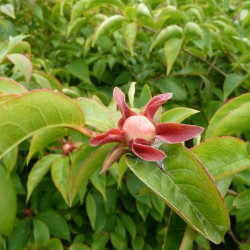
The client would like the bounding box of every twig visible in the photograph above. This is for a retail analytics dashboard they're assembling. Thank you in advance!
[228,229,242,245]
[227,189,238,197]
[184,49,227,77]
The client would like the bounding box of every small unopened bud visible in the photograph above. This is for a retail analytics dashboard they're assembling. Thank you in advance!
[123,115,156,142]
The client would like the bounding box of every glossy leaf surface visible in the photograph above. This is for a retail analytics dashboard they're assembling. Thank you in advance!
[0,90,85,159]
[205,93,250,138]
[191,137,250,181]
[0,166,17,237]
[125,144,230,244]
[0,77,27,94]
[77,98,115,131]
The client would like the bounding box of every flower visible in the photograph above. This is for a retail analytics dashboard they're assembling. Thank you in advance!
[90,87,204,173]
[53,138,80,156]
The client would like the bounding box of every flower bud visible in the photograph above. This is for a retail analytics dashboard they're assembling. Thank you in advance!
[123,115,156,142]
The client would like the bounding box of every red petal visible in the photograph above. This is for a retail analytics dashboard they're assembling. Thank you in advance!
[131,138,166,161]
[89,129,125,146]
[143,93,172,121]
[113,87,136,128]
[101,146,130,174]
[155,123,204,143]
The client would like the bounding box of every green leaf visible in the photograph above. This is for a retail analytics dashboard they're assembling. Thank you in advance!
[71,0,88,21]
[87,0,125,11]
[120,213,136,239]
[36,211,70,241]
[0,77,27,94]
[93,59,106,81]
[184,22,204,40]
[47,238,64,250]
[69,243,91,250]
[122,21,137,56]
[33,73,52,89]
[8,220,31,250]
[164,38,183,75]
[0,90,85,159]
[27,154,61,202]
[223,73,242,101]
[77,98,115,131]
[150,25,183,51]
[27,127,66,163]
[36,73,62,91]
[7,53,33,84]
[51,157,70,205]
[154,77,187,101]
[67,144,115,205]
[135,84,152,108]
[205,93,250,138]
[67,17,86,37]
[233,190,250,209]
[163,211,186,250]
[0,4,15,19]
[3,146,18,173]
[66,59,91,83]
[0,166,17,237]
[90,169,106,200]
[86,193,96,230]
[125,143,230,244]
[191,137,250,181]
[132,236,144,250]
[33,219,50,246]
[92,15,125,46]
[161,107,199,123]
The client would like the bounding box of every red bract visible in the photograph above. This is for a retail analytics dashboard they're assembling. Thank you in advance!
[90,87,204,173]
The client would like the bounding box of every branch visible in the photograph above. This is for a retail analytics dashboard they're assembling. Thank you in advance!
[184,49,227,77]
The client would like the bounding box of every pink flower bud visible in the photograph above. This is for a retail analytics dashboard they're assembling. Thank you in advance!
[122,115,156,142]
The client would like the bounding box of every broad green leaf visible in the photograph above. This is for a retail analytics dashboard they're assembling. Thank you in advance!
[77,98,115,131]
[191,137,250,181]
[3,146,18,173]
[67,144,115,205]
[163,211,186,250]
[0,4,15,19]
[33,73,52,89]
[66,59,91,83]
[120,213,136,239]
[27,127,66,163]
[0,90,85,159]
[87,0,125,11]
[0,166,17,237]
[223,73,242,101]
[135,84,152,108]
[205,93,250,138]
[33,219,50,246]
[69,243,90,250]
[117,155,128,188]
[150,25,183,52]
[51,157,70,205]
[67,17,86,37]
[233,190,250,209]
[90,169,106,200]
[92,15,125,46]
[35,73,62,91]
[7,54,32,85]
[27,154,61,202]
[86,193,96,230]
[0,77,27,94]
[164,38,183,75]
[71,0,88,21]
[8,220,31,250]
[161,107,199,123]
[125,143,230,244]
[136,3,152,18]
[122,21,137,56]
[132,236,144,250]
[184,22,204,40]
[47,238,64,250]
[93,59,106,81]
[154,77,187,101]
[36,211,70,241]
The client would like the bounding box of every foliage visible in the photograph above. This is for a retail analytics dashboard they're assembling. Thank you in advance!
[0,0,249,249]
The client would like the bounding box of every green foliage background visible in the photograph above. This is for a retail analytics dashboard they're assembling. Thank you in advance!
[0,0,249,249]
